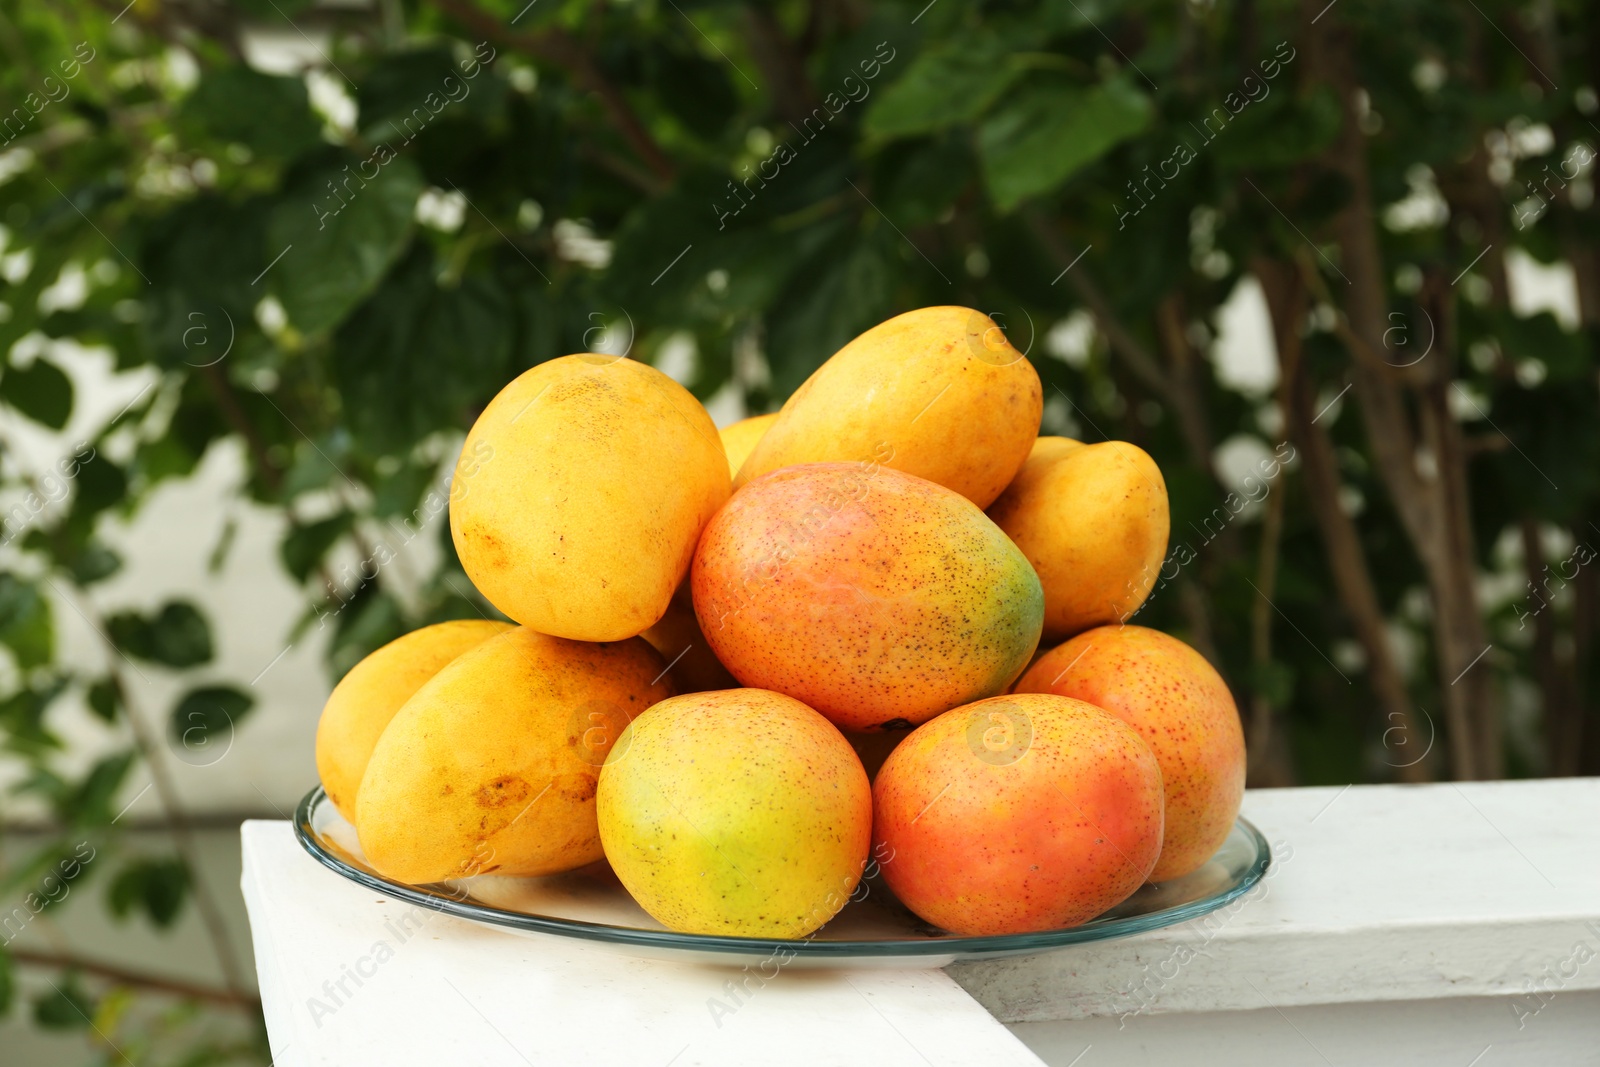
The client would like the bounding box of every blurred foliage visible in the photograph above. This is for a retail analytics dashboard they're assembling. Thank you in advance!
[2,0,1599,1060]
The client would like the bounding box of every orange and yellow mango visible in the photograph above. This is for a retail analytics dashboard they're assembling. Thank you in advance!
[693,462,1044,731]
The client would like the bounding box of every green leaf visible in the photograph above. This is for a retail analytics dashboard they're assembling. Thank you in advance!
[141,195,272,366]
[372,461,435,519]
[357,46,506,140]
[978,75,1153,212]
[64,751,135,826]
[333,246,512,451]
[171,685,253,759]
[33,976,95,1030]
[1212,86,1342,171]
[106,601,213,667]
[880,138,975,227]
[280,513,353,582]
[0,574,54,669]
[653,46,738,141]
[766,230,895,395]
[0,680,67,757]
[179,67,323,159]
[87,678,119,724]
[67,540,122,585]
[108,857,190,928]
[268,154,423,335]
[864,38,1029,140]
[67,453,126,524]
[0,357,73,429]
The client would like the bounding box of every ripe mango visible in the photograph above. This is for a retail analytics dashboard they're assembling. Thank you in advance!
[449,356,730,642]
[988,437,1170,640]
[734,307,1042,508]
[356,627,673,884]
[640,583,738,693]
[597,688,871,938]
[718,412,778,477]
[315,619,511,823]
[1015,626,1244,881]
[873,693,1164,936]
[692,462,1044,731]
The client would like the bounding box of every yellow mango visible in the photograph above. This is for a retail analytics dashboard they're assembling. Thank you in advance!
[450,356,730,642]
[717,412,778,477]
[734,307,1042,508]
[988,437,1169,640]
[597,688,871,937]
[356,627,673,884]
[640,582,738,693]
[315,619,511,822]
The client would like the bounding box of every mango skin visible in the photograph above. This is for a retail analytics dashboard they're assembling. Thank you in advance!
[874,694,1163,936]
[449,355,730,642]
[1015,626,1244,882]
[597,688,871,938]
[734,307,1043,509]
[988,438,1170,641]
[640,583,738,693]
[718,413,779,478]
[692,462,1045,731]
[315,619,512,823]
[356,627,673,885]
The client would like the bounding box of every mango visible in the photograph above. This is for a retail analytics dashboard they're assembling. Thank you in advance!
[734,307,1042,508]
[640,583,738,693]
[988,438,1170,640]
[873,693,1163,936]
[596,688,871,938]
[1014,626,1244,881]
[693,462,1044,731]
[315,619,511,822]
[718,412,778,477]
[449,355,730,642]
[356,627,673,884]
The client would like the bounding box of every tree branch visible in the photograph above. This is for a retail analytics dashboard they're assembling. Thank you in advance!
[10,949,260,1010]
[431,0,677,183]
[1256,256,1432,782]
[742,7,817,126]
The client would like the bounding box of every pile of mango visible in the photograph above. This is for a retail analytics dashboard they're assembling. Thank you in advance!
[315,306,1245,939]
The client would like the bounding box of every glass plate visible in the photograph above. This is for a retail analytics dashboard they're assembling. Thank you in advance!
[294,785,1269,967]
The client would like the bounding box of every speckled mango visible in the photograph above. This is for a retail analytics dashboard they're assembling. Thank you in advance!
[873,693,1164,936]
[988,437,1170,641]
[596,688,871,938]
[356,627,673,885]
[718,412,778,478]
[692,462,1044,731]
[734,307,1043,509]
[449,355,730,642]
[315,619,512,822]
[1015,626,1244,881]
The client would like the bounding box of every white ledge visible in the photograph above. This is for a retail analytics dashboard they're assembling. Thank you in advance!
[950,778,1600,1027]
[243,778,1600,1066]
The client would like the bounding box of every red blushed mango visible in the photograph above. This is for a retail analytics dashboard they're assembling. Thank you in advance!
[873,694,1163,936]
[692,463,1044,732]
[1014,626,1245,881]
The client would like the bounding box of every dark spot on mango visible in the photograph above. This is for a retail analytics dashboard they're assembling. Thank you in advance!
[476,776,532,808]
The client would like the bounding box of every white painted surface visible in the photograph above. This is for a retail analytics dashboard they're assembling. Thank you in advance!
[242,780,1600,1066]
[240,821,1045,1067]
[1011,992,1600,1067]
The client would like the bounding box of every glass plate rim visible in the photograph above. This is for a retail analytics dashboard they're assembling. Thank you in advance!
[293,785,1271,958]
